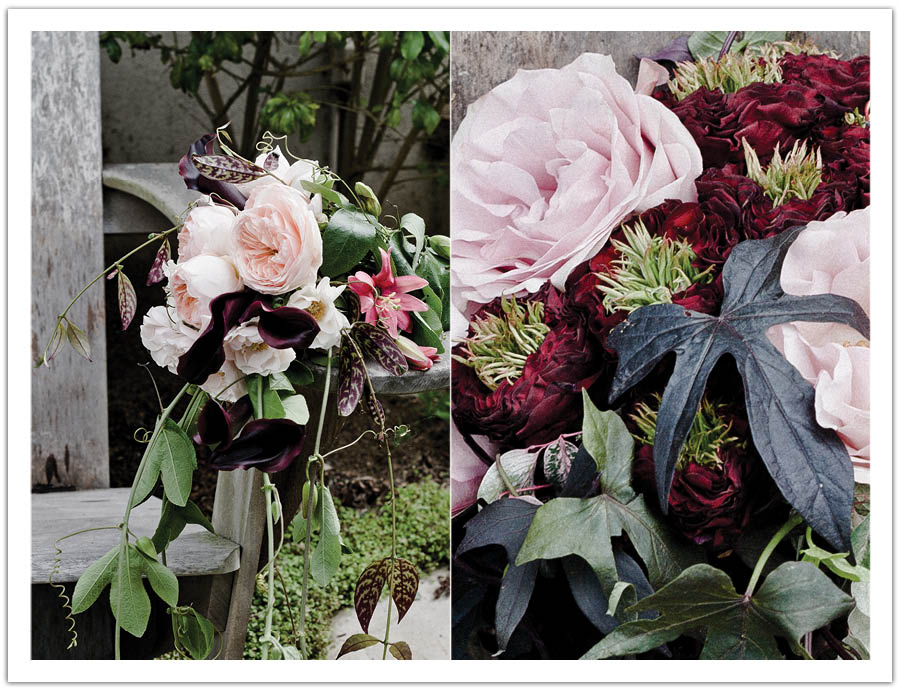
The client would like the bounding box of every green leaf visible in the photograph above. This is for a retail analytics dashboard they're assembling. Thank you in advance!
[297,31,313,57]
[607,581,638,620]
[268,371,294,392]
[320,208,380,277]
[477,448,539,505]
[280,394,310,425]
[336,633,381,658]
[131,443,162,509]
[740,31,787,49]
[248,375,286,420]
[410,310,444,354]
[427,30,449,53]
[149,419,196,507]
[71,547,118,614]
[687,31,733,59]
[580,391,634,502]
[151,497,187,553]
[389,641,413,660]
[852,515,870,570]
[607,228,868,550]
[173,607,215,659]
[65,320,92,361]
[310,485,341,586]
[399,213,426,268]
[412,99,441,135]
[285,361,314,389]
[299,179,341,205]
[400,31,424,61]
[583,562,854,660]
[109,544,152,637]
[428,234,451,260]
[139,553,179,607]
[135,536,158,561]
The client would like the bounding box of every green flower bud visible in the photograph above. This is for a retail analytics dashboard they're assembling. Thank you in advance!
[354,181,382,217]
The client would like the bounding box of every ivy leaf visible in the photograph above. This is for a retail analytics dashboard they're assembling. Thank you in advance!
[607,228,868,550]
[71,547,119,614]
[310,485,341,586]
[336,633,381,658]
[580,390,634,502]
[320,207,380,278]
[109,544,152,637]
[543,436,578,487]
[583,562,854,660]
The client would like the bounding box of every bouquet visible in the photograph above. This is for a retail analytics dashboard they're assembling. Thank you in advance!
[451,32,869,661]
[39,127,449,660]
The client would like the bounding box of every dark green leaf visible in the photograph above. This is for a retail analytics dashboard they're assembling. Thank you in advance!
[412,99,441,135]
[400,31,424,61]
[109,544,152,637]
[336,633,381,658]
[297,31,313,57]
[580,391,634,502]
[139,553,179,607]
[135,536,158,561]
[285,361,314,389]
[71,547,118,614]
[148,419,196,507]
[607,228,868,550]
[320,208,380,278]
[151,497,187,553]
[310,485,341,586]
[427,30,450,54]
[247,375,286,420]
[411,310,443,354]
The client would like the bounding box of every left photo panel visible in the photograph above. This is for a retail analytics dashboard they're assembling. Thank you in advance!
[31,30,451,660]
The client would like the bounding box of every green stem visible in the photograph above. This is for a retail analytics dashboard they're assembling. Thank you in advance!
[494,453,520,498]
[114,381,190,660]
[299,347,333,657]
[382,431,397,660]
[261,473,276,660]
[745,513,804,598]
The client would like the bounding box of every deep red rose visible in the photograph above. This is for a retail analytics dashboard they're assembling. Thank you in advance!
[816,123,870,207]
[452,285,603,449]
[671,277,723,316]
[669,87,741,169]
[780,53,870,111]
[754,170,861,237]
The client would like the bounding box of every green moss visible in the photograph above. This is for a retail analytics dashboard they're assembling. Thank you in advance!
[242,480,450,660]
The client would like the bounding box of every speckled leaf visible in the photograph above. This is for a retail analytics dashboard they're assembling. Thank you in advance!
[336,633,381,658]
[192,154,268,184]
[388,641,412,660]
[352,322,408,376]
[117,270,137,330]
[543,436,578,486]
[354,558,391,633]
[65,320,92,362]
[338,335,365,416]
[390,558,419,624]
[146,237,170,285]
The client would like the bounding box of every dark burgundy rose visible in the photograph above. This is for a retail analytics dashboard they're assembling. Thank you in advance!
[452,285,603,449]
[669,87,741,169]
[754,170,861,237]
[780,53,870,111]
[671,277,723,316]
[816,123,870,208]
[208,418,306,473]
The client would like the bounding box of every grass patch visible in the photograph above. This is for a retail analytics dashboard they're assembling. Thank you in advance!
[243,480,449,659]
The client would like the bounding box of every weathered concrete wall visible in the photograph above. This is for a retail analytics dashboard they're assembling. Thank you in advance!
[32,31,110,489]
[451,31,869,135]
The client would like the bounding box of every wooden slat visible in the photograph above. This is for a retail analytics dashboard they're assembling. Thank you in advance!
[32,488,239,584]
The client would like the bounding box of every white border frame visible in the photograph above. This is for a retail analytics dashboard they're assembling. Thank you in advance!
[6,4,892,684]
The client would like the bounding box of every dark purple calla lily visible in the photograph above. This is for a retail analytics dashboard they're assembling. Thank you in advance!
[207,418,306,473]
[178,133,247,210]
[194,395,253,447]
[177,291,320,384]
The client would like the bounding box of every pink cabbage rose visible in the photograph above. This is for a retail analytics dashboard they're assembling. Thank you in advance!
[232,184,323,294]
[451,421,495,516]
[165,255,243,329]
[177,202,236,261]
[767,208,870,482]
[451,53,703,315]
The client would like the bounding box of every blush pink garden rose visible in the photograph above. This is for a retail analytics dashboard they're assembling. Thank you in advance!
[165,255,243,329]
[450,53,703,316]
[232,184,323,294]
[767,208,870,482]
[236,147,326,223]
[177,202,237,261]
[224,318,295,376]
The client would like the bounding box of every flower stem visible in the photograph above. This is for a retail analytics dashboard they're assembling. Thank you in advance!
[744,512,803,598]
[261,473,276,660]
[114,381,190,660]
[382,439,397,660]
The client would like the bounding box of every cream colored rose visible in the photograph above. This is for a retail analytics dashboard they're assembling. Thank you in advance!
[165,255,243,328]
[177,202,236,261]
[232,185,323,294]
[224,318,294,376]
[286,277,349,351]
[139,304,197,372]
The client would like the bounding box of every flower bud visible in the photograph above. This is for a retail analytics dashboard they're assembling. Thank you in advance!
[354,181,382,217]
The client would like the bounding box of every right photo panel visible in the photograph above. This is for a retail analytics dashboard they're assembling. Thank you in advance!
[450,31,870,660]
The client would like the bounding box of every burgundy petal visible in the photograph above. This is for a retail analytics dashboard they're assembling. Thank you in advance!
[178,133,247,210]
[195,398,232,446]
[207,418,306,473]
[242,302,320,350]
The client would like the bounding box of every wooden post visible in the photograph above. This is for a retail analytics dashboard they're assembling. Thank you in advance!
[31,31,109,489]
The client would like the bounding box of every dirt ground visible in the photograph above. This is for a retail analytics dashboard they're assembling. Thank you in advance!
[104,238,449,515]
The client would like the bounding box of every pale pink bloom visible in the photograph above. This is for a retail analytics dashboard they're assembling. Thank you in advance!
[767,208,870,482]
[236,147,325,221]
[347,248,428,338]
[165,255,242,329]
[451,52,703,317]
[139,304,197,372]
[200,357,247,404]
[451,422,494,516]
[224,318,295,376]
[395,334,439,371]
[177,202,236,261]
[232,184,323,294]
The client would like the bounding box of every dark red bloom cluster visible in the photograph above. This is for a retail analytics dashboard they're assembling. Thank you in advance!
[452,284,604,449]
[779,54,870,111]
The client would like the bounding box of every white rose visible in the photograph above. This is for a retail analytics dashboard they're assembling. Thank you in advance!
[287,277,350,350]
[224,318,295,376]
[200,358,248,403]
[139,305,197,373]
[165,255,242,328]
[177,202,237,261]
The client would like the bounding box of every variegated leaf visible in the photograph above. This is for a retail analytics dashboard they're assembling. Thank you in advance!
[146,237,170,285]
[388,641,412,660]
[117,271,137,330]
[45,321,65,366]
[354,558,391,633]
[192,154,268,184]
[65,320,92,362]
[543,436,579,486]
[390,558,419,624]
[352,322,408,376]
[338,335,365,417]
[336,633,381,659]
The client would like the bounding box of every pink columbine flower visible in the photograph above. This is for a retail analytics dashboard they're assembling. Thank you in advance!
[348,248,428,338]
